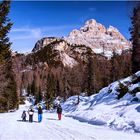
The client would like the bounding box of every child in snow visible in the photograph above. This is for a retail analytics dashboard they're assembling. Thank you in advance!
[28,108,34,122]
[38,105,43,122]
[21,110,26,121]
[57,104,62,120]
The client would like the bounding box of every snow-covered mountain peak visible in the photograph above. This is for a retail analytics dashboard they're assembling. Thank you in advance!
[84,19,99,30]
[31,19,131,67]
[68,29,81,38]
[107,25,126,41]
[80,19,106,34]
[108,25,119,32]
[85,19,97,26]
[65,19,131,57]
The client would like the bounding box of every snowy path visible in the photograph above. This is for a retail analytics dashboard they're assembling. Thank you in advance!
[0,102,140,140]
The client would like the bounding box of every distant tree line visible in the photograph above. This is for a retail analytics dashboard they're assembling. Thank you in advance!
[130,2,140,74]
[22,42,131,106]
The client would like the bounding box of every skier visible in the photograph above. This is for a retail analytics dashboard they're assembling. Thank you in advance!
[38,105,43,122]
[28,108,34,122]
[21,110,26,121]
[57,104,62,120]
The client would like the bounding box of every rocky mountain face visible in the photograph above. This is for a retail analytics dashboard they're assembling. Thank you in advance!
[12,19,132,103]
[33,19,131,61]
[65,19,131,57]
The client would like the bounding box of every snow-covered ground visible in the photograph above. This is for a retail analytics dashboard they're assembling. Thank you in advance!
[1,72,140,140]
[0,100,140,140]
[62,71,140,133]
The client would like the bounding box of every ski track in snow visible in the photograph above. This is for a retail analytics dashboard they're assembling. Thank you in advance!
[0,102,140,140]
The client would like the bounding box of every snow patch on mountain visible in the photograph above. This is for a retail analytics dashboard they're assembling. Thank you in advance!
[54,41,78,67]
[60,52,77,67]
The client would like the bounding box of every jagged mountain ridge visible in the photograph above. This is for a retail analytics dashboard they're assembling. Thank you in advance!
[33,38,89,67]
[65,19,131,57]
[33,19,131,64]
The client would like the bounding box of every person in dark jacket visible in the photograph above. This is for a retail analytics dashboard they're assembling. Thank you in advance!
[28,108,34,122]
[38,106,43,122]
[21,110,26,121]
[57,104,62,120]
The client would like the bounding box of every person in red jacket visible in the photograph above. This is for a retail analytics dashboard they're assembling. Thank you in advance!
[57,104,62,120]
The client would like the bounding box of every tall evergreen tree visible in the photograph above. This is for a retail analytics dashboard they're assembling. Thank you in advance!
[130,2,140,73]
[27,84,31,96]
[35,86,42,104]
[110,51,118,82]
[31,78,36,96]
[0,1,18,112]
[45,73,56,103]
[82,48,95,96]
[56,79,60,97]
[4,61,19,110]
[62,73,70,100]
[0,1,12,64]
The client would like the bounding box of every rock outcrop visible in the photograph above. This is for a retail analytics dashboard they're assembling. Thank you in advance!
[32,19,131,67]
[65,19,131,57]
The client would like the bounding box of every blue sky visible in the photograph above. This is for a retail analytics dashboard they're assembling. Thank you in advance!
[9,1,134,53]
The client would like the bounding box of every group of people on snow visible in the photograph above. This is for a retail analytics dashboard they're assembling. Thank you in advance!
[21,103,62,123]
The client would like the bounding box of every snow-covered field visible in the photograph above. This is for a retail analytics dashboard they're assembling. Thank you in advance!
[0,100,140,140]
[63,71,140,133]
[1,72,140,140]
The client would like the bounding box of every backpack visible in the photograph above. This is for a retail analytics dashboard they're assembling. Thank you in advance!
[29,111,34,115]
[57,106,62,113]
[28,109,34,115]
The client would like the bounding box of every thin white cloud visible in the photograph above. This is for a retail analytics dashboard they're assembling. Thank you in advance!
[42,25,77,31]
[10,25,80,53]
[30,28,42,38]
[89,7,96,12]
[10,25,79,41]
[11,28,30,32]
[11,27,42,40]
[11,25,76,33]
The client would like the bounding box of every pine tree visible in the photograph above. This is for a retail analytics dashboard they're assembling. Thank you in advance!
[27,84,31,96]
[0,1,13,64]
[130,2,140,73]
[31,78,36,96]
[82,48,95,96]
[45,72,56,106]
[56,79,60,97]
[110,51,118,82]
[0,1,18,112]
[4,61,19,110]
[34,86,42,104]
[62,73,69,100]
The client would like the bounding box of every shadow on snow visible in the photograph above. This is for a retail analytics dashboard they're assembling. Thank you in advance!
[17,120,38,123]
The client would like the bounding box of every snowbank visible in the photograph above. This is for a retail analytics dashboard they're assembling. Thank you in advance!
[63,71,140,133]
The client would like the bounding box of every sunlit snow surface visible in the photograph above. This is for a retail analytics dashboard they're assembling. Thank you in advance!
[63,71,140,134]
[0,100,140,140]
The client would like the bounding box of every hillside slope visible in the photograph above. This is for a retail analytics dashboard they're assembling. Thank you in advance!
[63,71,140,132]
